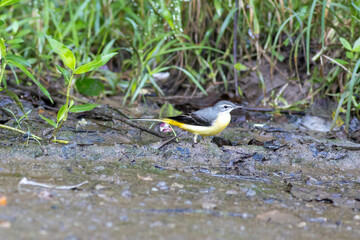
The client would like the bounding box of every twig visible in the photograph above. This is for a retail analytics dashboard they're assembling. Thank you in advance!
[19,177,88,190]
[112,116,166,139]
[149,135,179,150]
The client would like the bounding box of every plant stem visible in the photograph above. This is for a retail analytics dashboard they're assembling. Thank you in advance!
[0,62,7,87]
[65,72,75,120]
[52,72,74,139]
[0,123,42,140]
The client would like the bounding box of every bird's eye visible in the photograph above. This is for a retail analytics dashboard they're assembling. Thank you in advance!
[224,105,228,109]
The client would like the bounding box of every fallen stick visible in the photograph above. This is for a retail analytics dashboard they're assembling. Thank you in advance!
[19,177,88,190]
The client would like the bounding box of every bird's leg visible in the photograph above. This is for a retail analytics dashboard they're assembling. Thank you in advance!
[193,134,198,144]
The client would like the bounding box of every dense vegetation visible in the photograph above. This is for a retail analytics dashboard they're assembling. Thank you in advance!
[0,0,360,137]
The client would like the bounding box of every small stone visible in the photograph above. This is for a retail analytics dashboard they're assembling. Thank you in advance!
[94,166,105,171]
[149,221,163,228]
[226,190,238,195]
[308,217,327,223]
[202,202,217,210]
[246,189,256,197]
[151,187,159,192]
[119,215,129,222]
[184,200,192,205]
[0,221,11,228]
[157,181,169,191]
[94,184,107,190]
[354,215,360,220]
[199,187,216,194]
[297,222,307,228]
[171,182,184,189]
[121,190,132,198]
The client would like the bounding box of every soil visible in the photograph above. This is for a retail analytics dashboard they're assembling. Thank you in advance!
[1,101,360,240]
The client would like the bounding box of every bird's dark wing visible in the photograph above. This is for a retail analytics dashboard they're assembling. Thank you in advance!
[167,113,212,126]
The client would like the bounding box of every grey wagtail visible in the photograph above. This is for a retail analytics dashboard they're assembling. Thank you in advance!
[133,100,241,143]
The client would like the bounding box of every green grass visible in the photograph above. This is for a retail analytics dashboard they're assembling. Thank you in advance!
[0,0,360,135]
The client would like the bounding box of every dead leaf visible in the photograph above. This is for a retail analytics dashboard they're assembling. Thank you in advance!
[137,174,153,181]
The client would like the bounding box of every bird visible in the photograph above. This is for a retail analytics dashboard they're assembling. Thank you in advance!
[132,100,241,143]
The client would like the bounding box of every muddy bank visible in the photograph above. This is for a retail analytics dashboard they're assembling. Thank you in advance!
[1,118,360,239]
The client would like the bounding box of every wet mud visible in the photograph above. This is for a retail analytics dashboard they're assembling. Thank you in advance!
[1,114,360,239]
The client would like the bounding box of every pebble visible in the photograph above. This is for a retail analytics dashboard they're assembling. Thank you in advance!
[119,215,129,222]
[171,182,184,189]
[246,189,256,197]
[121,190,132,198]
[157,181,169,191]
[308,217,327,223]
[297,222,307,228]
[226,190,238,195]
[94,166,105,171]
[199,187,216,194]
[184,200,192,205]
[202,202,217,210]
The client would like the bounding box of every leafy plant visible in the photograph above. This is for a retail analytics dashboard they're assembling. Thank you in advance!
[40,36,117,139]
[330,37,360,132]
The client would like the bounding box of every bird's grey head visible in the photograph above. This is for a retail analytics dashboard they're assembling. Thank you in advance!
[213,100,241,113]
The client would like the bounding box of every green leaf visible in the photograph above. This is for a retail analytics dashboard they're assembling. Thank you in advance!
[0,0,20,7]
[4,88,27,119]
[234,63,247,71]
[346,51,354,59]
[340,38,352,51]
[0,38,6,59]
[271,49,285,62]
[170,66,207,95]
[7,38,23,45]
[57,104,68,123]
[7,59,53,103]
[74,52,117,74]
[55,64,70,84]
[69,103,98,113]
[19,109,31,122]
[46,36,76,70]
[75,77,104,96]
[334,59,349,65]
[6,54,31,67]
[353,37,360,52]
[0,20,4,27]
[102,39,116,54]
[39,114,56,128]
[159,102,182,119]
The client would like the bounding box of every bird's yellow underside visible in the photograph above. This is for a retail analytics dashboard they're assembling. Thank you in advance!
[162,112,231,136]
